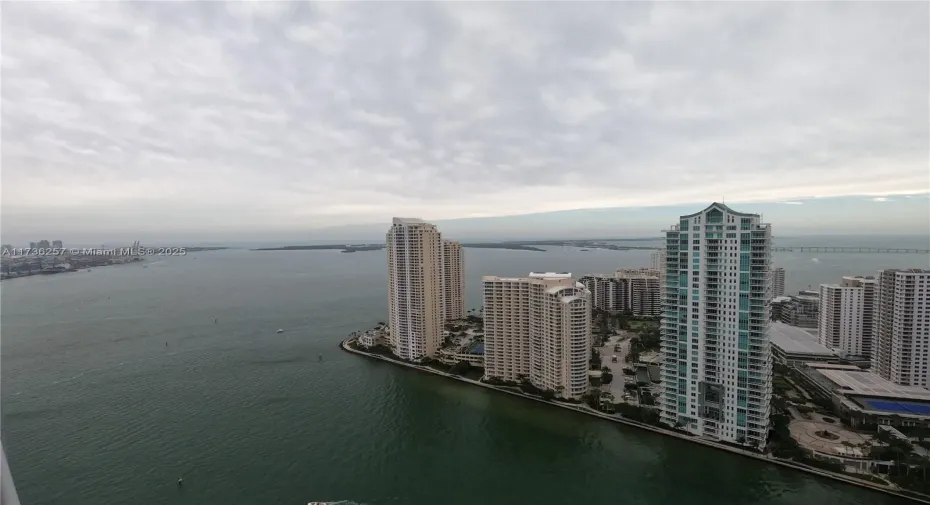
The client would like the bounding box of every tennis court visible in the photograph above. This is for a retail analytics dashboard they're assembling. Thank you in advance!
[859,398,930,415]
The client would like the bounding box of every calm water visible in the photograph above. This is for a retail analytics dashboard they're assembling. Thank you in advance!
[2,241,926,505]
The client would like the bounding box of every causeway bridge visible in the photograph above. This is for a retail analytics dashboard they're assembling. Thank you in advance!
[771,246,929,254]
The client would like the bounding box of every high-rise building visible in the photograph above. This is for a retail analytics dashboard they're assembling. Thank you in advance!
[28,242,37,250]
[386,218,445,361]
[651,250,667,287]
[873,269,930,388]
[659,203,772,449]
[37,240,50,249]
[818,276,877,357]
[52,240,63,249]
[651,250,667,270]
[580,268,661,316]
[441,240,465,321]
[483,272,591,400]
[778,291,820,328]
[772,267,785,297]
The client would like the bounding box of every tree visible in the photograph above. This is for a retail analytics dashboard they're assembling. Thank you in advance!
[450,360,471,375]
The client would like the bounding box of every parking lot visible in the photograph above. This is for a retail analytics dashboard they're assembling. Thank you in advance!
[596,331,637,403]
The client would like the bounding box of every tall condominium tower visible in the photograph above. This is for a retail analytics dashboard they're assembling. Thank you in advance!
[772,268,785,297]
[651,250,667,270]
[874,269,930,388]
[659,203,773,449]
[441,240,465,321]
[651,250,667,287]
[580,268,662,316]
[386,218,445,361]
[818,276,877,357]
[483,272,591,400]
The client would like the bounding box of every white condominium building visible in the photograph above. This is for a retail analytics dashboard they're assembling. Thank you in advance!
[441,240,465,321]
[651,250,667,286]
[818,276,877,357]
[659,203,773,449]
[483,272,591,400]
[651,250,667,270]
[580,268,661,316]
[772,267,785,297]
[874,269,930,388]
[387,218,445,361]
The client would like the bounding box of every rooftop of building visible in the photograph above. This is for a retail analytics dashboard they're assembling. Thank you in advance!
[805,365,930,403]
[529,272,572,279]
[679,202,760,219]
[884,268,930,275]
[614,268,660,278]
[770,322,835,356]
[391,217,430,225]
[772,296,793,304]
[821,276,878,288]
[483,273,579,286]
[581,269,659,280]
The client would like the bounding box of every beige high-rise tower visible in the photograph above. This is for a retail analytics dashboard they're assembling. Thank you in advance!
[442,240,465,321]
[386,218,445,361]
[483,272,591,400]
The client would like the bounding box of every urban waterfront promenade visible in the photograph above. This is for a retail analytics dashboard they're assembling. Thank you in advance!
[341,336,928,504]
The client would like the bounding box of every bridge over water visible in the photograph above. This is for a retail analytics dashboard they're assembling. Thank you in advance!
[771,246,929,254]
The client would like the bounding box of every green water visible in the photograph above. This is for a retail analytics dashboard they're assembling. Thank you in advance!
[2,246,922,505]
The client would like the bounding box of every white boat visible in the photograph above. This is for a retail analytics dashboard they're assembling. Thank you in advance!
[276,329,284,333]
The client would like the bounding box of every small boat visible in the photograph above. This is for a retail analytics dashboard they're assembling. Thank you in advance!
[276,329,284,334]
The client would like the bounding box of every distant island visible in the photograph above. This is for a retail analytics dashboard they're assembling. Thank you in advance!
[251,239,662,254]
[180,247,230,252]
[253,244,386,253]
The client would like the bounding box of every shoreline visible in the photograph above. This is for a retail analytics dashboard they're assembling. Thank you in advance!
[340,336,929,504]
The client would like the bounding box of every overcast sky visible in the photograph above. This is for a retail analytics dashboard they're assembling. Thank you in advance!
[2,2,928,244]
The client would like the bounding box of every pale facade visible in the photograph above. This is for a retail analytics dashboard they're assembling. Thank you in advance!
[651,250,667,271]
[772,268,786,297]
[441,240,465,321]
[483,272,591,400]
[386,218,444,361]
[659,203,773,449]
[651,250,667,287]
[818,277,877,357]
[580,268,661,316]
[873,269,930,388]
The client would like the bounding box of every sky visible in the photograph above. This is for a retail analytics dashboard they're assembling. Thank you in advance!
[1,2,928,245]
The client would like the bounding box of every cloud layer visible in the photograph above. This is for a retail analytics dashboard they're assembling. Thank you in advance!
[2,2,928,239]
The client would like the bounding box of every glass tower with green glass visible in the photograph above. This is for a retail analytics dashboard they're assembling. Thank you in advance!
[659,203,773,449]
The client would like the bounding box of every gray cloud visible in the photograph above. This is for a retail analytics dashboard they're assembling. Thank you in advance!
[2,1,928,241]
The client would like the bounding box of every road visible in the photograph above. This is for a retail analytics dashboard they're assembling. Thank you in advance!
[595,331,637,403]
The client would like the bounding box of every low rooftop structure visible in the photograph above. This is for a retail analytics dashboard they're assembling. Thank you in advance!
[528,271,572,279]
[770,322,837,366]
[796,363,930,428]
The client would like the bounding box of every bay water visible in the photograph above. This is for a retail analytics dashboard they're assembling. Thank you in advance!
[2,238,926,505]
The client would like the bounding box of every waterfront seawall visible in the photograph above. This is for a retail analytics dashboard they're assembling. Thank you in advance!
[340,337,929,505]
